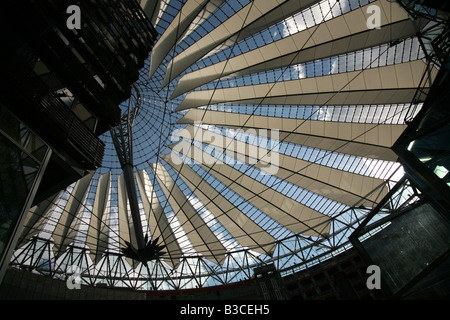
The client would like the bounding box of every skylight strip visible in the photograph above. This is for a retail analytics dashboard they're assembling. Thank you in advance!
[181,154,295,240]
[203,37,424,90]
[191,0,376,73]
[201,123,399,180]
[201,103,413,124]
[145,166,196,255]
[160,159,237,249]
[196,140,347,216]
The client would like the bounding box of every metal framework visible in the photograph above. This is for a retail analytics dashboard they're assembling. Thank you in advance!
[400,1,450,123]
[350,174,450,298]
[9,188,403,291]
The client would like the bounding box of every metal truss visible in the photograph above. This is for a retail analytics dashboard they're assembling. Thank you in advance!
[397,0,450,124]
[8,203,407,291]
[396,0,450,69]
[8,165,411,291]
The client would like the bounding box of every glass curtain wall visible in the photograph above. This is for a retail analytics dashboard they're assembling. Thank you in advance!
[0,104,50,280]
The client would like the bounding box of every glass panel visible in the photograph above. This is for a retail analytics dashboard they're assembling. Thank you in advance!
[0,105,47,163]
[360,202,450,295]
[408,123,450,186]
[0,133,40,260]
[0,105,48,262]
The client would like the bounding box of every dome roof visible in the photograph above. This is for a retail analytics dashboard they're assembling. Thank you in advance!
[13,0,438,290]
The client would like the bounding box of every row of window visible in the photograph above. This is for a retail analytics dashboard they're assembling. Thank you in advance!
[203,37,424,90]
[191,0,377,72]
[204,103,415,124]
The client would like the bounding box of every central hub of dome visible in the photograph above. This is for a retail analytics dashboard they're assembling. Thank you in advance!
[100,84,178,170]
[130,89,176,167]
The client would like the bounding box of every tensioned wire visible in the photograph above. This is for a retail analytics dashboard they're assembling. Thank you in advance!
[153,2,360,238]
[15,179,128,256]
[15,0,288,269]
[88,0,194,256]
[18,1,420,265]
[186,0,378,81]
[18,68,191,266]
[57,1,412,263]
[148,0,262,253]
[141,0,257,243]
[151,1,417,257]
[147,0,197,245]
[140,7,316,255]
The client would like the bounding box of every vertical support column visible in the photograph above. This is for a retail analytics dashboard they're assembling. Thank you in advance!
[110,84,146,252]
[122,164,146,250]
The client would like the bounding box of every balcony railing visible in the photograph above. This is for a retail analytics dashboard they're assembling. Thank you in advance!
[7,55,105,170]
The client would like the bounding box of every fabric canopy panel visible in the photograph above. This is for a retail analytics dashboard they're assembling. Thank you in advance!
[170,139,332,238]
[177,108,406,161]
[152,162,228,265]
[136,169,183,268]
[163,153,277,256]
[177,60,436,110]
[86,172,111,264]
[147,0,213,78]
[170,0,428,98]
[173,125,390,207]
[161,0,322,87]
